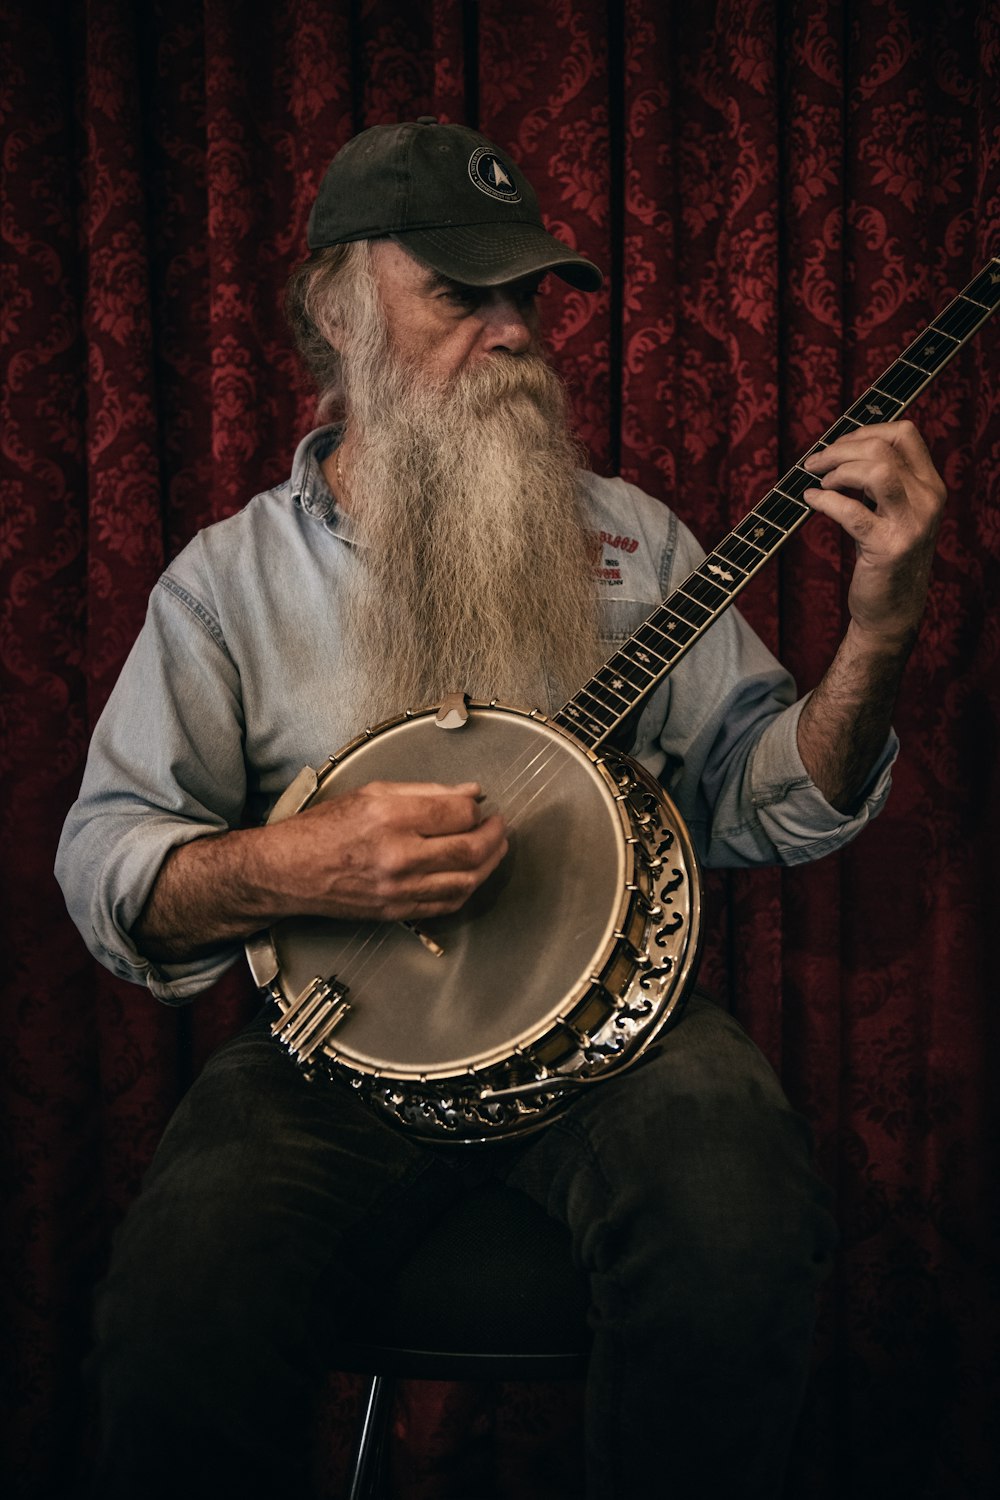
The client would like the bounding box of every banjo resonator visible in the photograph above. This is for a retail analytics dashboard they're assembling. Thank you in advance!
[247,701,702,1142]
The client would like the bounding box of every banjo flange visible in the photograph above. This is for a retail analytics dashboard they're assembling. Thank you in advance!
[251,705,702,1143]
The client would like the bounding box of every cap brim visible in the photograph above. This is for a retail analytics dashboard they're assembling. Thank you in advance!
[390,222,603,291]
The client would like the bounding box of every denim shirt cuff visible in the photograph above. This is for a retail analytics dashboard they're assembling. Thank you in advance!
[102,824,243,1004]
[93,937,240,1004]
[145,950,242,1003]
[748,695,898,864]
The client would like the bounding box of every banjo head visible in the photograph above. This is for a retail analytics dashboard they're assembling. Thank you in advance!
[265,704,633,1078]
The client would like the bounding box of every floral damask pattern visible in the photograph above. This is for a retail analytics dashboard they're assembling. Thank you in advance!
[2,2,999,1497]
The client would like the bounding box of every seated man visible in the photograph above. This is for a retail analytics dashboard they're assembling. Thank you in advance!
[56,119,944,1498]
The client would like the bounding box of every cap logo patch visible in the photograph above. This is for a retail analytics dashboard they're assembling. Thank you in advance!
[468,147,521,203]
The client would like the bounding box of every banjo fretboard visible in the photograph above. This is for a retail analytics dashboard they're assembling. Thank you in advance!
[553,257,1000,752]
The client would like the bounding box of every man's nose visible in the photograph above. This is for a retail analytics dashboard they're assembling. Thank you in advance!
[479,291,535,355]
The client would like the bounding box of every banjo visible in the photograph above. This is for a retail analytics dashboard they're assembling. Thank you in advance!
[247,259,999,1143]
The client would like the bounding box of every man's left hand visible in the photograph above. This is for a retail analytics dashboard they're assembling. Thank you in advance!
[801,419,946,644]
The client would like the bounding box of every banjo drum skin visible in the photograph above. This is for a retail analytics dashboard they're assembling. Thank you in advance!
[246,701,703,1143]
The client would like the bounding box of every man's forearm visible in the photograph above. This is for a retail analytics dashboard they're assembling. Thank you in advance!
[796,620,915,814]
[133,827,287,963]
[131,782,509,966]
[795,417,944,812]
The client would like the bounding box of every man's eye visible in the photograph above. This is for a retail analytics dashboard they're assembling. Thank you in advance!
[513,281,547,311]
[437,281,543,313]
[442,287,481,309]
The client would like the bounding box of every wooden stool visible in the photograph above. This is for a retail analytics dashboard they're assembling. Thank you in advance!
[329,1181,592,1499]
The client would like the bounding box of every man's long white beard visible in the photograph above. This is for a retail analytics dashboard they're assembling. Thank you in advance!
[338,318,601,732]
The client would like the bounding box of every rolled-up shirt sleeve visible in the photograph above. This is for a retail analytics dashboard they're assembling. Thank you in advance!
[55,575,248,1003]
[743,691,896,864]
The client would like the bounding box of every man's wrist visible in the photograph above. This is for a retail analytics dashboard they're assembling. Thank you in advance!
[844,615,920,662]
[134,825,290,961]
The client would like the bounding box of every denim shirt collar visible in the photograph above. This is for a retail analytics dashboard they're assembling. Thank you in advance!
[290,423,355,542]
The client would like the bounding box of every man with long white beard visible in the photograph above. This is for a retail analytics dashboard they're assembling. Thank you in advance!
[57,121,945,1497]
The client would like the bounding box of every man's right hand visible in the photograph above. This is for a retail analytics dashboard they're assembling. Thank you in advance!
[262,781,509,921]
[133,781,509,963]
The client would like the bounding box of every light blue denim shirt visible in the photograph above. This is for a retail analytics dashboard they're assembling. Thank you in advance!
[56,426,895,1002]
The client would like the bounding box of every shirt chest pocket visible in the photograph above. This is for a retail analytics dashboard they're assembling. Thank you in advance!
[598,596,661,645]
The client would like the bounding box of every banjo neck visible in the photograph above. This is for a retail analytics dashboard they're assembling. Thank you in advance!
[552,256,1000,754]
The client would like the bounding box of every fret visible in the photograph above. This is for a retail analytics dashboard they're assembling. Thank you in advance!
[961,260,1000,309]
[553,704,605,746]
[934,294,995,342]
[718,533,764,567]
[871,359,928,403]
[703,555,747,588]
[773,465,816,502]
[578,681,622,722]
[815,414,861,446]
[591,667,633,709]
[668,592,712,628]
[648,610,698,647]
[604,652,657,693]
[631,622,673,665]
[681,572,729,610]
[756,490,810,529]
[572,688,618,729]
[733,513,785,551]
[843,390,903,425]
[898,325,959,375]
[555,258,998,753]
[715,533,763,571]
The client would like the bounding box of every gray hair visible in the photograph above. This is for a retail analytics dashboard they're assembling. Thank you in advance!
[284,240,378,418]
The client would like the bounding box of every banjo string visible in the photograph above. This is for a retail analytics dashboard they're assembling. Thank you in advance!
[326,741,566,990]
[327,740,569,989]
[483,739,569,818]
[503,759,564,832]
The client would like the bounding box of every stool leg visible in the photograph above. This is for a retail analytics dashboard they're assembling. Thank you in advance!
[347,1374,394,1500]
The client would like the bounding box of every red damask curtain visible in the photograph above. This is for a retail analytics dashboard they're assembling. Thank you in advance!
[2,2,998,1496]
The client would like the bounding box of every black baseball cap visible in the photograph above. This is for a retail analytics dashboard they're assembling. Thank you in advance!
[307,118,603,291]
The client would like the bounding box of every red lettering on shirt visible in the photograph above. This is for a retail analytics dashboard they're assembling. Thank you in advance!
[596,530,639,555]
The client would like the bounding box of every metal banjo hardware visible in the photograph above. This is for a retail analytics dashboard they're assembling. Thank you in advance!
[246,260,1000,1143]
[247,702,702,1142]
